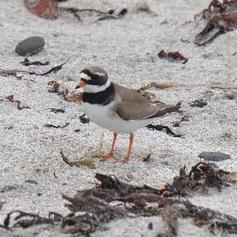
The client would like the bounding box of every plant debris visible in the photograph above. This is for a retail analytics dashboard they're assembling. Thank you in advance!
[157,206,178,237]
[31,59,69,76]
[4,95,30,110]
[60,150,95,169]
[64,91,82,103]
[189,99,207,108]
[4,210,57,229]
[0,60,68,78]
[142,153,151,162]
[195,0,237,45]
[158,50,188,64]
[172,115,190,127]
[134,2,157,15]
[166,162,237,195]
[136,82,180,93]
[44,122,69,128]
[47,80,60,93]
[146,124,181,137]
[24,0,59,19]
[48,108,65,113]
[1,162,237,235]
[20,58,49,66]
[60,6,127,22]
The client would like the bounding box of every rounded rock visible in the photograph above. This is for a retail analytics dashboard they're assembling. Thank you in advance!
[15,36,45,56]
[198,152,231,162]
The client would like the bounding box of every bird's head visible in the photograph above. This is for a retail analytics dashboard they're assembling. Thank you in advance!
[75,66,110,93]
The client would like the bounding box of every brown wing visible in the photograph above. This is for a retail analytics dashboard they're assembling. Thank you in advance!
[114,83,182,121]
[114,83,150,103]
[116,101,158,121]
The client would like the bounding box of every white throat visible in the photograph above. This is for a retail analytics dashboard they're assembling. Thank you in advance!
[83,79,111,93]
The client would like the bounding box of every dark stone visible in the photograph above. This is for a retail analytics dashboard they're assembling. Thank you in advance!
[25,179,38,185]
[15,36,45,56]
[189,99,207,108]
[147,222,153,230]
[226,93,236,100]
[198,152,231,162]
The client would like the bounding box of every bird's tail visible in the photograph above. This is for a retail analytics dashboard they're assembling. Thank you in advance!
[149,101,182,118]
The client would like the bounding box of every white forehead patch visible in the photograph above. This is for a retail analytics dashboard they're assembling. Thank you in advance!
[80,73,91,81]
[95,72,106,77]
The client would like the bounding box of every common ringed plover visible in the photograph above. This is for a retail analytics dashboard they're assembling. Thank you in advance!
[76,65,181,163]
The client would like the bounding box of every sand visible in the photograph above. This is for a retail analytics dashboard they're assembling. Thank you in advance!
[0,0,237,236]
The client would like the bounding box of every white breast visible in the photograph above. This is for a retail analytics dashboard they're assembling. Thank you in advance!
[82,102,152,134]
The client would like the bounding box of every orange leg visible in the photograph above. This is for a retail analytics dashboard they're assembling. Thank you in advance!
[100,133,117,161]
[121,133,135,163]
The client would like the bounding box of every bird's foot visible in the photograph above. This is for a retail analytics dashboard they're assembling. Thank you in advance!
[119,156,129,164]
[100,153,115,161]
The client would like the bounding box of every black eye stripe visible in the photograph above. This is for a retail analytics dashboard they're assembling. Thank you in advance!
[80,69,107,86]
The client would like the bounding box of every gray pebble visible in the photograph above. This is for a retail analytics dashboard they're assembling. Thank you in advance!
[198,152,231,162]
[15,36,45,56]
[225,93,236,100]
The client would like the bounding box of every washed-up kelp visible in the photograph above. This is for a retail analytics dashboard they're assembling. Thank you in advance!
[195,0,237,45]
[2,163,237,235]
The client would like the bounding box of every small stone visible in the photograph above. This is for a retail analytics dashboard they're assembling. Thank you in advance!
[15,36,45,56]
[189,99,207,108]
[226,93,236,100]
[198,152,231,162]
[147,222,153,230]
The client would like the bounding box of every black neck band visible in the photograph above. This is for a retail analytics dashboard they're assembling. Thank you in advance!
[82,83,115,105]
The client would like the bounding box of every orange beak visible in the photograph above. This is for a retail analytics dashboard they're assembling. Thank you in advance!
[75,80,86,89]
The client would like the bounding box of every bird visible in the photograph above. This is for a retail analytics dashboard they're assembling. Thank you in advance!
[75,65,181,163]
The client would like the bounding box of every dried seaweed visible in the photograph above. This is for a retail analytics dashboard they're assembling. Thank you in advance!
[64,91,82,103]
[60,150,95,169]
[95,8,127,22]
[136,82,179,93]
[134,2,157,15]
[60,6,127,22]
[142,154,151,162]
[158,50,188,64]
[166,162,237,196]
[173,115,189,127]
[2,163,237,235]
[5,95,30,110]
[157,206,178,237]
[62,212,100,234]
[20,58,49,66]
[4,211,55,229]
[44,123,69,128]
[195,0,237,45]
[47,80,60,93]
[189,99,207,108]
[0,60,68,77]
[31,59,69,76]
[48,108,65,113]
[146,124,181,137]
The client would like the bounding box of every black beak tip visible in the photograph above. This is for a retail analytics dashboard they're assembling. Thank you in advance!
[75,85,80,89]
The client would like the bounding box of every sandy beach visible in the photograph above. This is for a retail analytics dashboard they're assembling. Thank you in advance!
[0,0,237,236]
